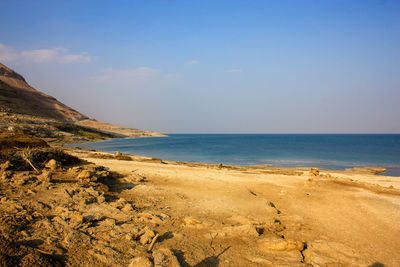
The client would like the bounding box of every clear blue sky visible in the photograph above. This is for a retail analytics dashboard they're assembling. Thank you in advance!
[1,0,399,133]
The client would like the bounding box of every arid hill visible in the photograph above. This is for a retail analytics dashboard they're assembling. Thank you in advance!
[0,62,164,139]
[0,63,87,122]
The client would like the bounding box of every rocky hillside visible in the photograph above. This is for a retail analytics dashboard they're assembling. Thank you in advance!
[0,62,164,140]
[0,63,88,122]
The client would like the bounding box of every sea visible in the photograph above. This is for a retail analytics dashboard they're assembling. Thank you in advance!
[70,134,400,177]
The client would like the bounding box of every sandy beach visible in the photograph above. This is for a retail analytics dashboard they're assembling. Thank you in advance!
[1,133,399,266]
[70,149,400,266]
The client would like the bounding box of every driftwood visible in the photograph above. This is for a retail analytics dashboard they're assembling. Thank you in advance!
[21,149,40,174]
[147,233,159,252]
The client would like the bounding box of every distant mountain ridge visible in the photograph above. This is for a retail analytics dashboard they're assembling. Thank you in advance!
[0,62,164,138]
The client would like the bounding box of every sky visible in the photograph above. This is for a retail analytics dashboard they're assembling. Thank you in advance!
[0,0,399,133]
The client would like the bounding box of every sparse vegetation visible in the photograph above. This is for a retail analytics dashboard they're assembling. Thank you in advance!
[54,123,115,140]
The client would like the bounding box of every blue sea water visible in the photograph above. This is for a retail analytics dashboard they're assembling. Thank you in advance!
[70,134,400,176]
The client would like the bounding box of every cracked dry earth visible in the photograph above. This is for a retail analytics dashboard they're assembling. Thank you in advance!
[1,148,400,267]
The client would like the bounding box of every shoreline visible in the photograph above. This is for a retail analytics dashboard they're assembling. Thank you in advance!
[68,147,400,265]
[67,134,400,177]
[68,147,400,186]
[1,133,400,266]
[67,138,400,177]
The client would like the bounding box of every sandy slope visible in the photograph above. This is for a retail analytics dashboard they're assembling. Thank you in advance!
[72,150,400,267]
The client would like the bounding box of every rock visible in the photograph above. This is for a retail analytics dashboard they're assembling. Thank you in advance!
[1,160,12,171]
[115,151,122,156]
[182,217,208,228]
[138,213,163,225]
[117,223,141,237]
[220,224,260,238]
[45,159,60,171]
[128,256,154,267]
[140,227,156,245]
[258,236,304,252]
[1,170,12,180]
[78,170,94,180]
[183,217,201,225]
[153,248,181,267]
[72,187,103,205]
[112,198,128,209]
[37,170,53,182]
[69,212,84,228]
[309,168,319,176]
[122,203,134,212]
[302,240,361,266]
[100,218,116,227]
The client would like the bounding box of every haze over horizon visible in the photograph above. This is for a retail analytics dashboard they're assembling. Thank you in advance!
[1,0,399,134]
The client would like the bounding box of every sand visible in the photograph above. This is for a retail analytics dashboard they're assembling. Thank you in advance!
[1,144,399,266]
[72,150,400,266]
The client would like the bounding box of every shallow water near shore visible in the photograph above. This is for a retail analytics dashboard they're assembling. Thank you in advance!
[70,134,400,176]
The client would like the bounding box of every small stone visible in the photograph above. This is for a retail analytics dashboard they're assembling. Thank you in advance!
[38,170,53,182]
[78,170,92,180]
[309,168,319,176]
[258,237,304,252]
[122,203,134,212]
[115,151,122,156]
[100,218,116,227]
[140,227,155,245]
[1,170,12,180]
[45,159,60,171]
[2,161,12,171]
[69,212,84,228]
[112,198,128,209]
[128,256,153,267]
[153,248,181,267]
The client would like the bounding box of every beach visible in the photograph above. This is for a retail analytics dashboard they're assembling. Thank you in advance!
[1,131,400,266]
[68,149,400,266]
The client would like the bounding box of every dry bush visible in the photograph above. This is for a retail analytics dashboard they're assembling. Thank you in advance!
[0,148,81,171]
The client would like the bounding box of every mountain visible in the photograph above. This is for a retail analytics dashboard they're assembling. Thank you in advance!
[0,62,163,138]
[0,63,88,121]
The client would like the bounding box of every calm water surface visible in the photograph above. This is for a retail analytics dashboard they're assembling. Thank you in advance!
[70,134,400,176]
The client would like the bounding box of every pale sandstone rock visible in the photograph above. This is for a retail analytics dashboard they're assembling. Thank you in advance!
[69,212,84,228]
[153,248,181,267]
[219,224,260,238]
[309,167,320,176]
[128,256,154,267]
[38,169,53,182]
[140,227,156,245]
[302,240,362,266]
[122,203,134,212]
[138,212,163,224]
[258,236,304,252]
[100,218,116,227]
[78,170,92,179]
[45,159,59,170]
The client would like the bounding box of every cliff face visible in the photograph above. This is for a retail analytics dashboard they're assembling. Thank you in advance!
[0,62,88,121]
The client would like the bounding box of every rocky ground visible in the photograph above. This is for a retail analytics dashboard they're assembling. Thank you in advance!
[0,132,399,266]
